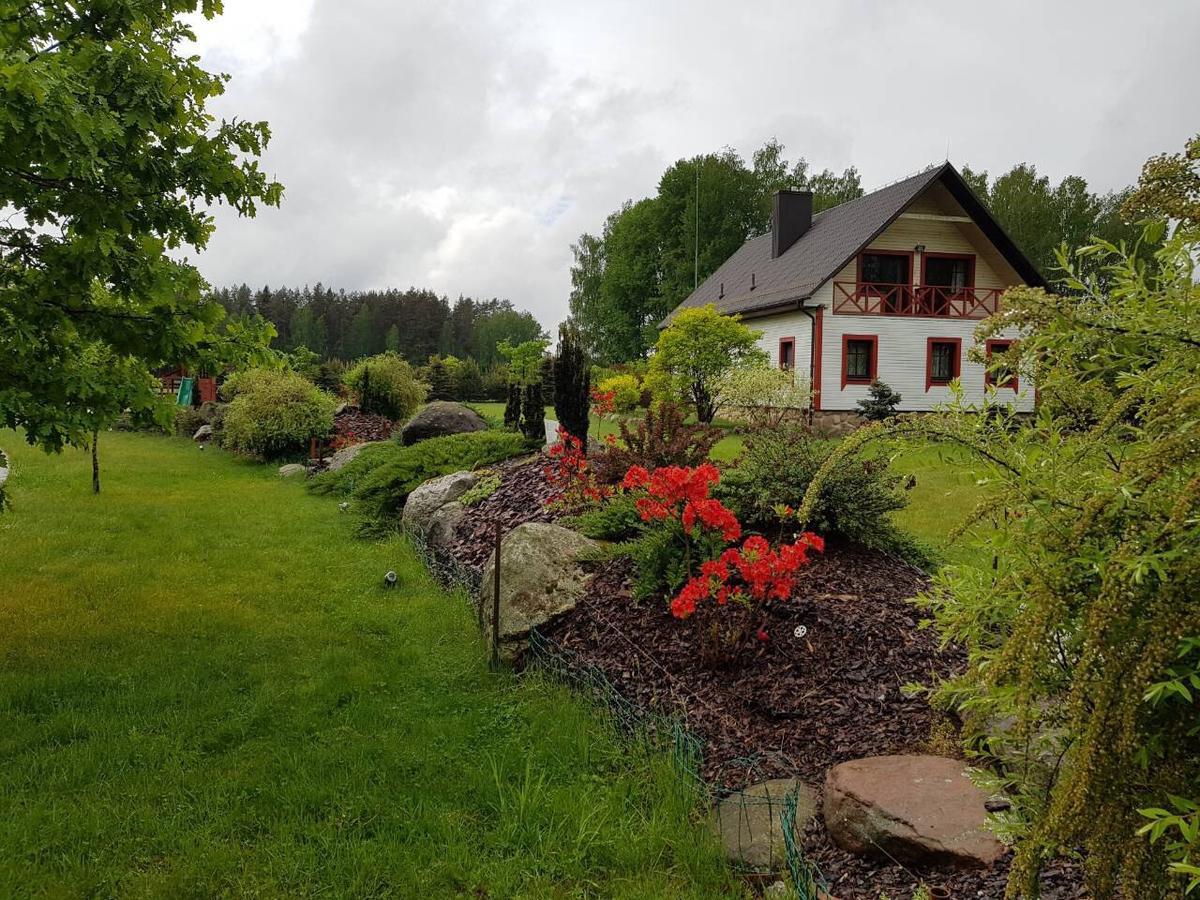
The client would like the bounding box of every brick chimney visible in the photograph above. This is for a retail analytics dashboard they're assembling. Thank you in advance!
[772,190,813,259]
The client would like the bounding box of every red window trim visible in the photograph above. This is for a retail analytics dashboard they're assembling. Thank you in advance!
[841,333,878,389]
[985,339,1019,391]
[925,337,962,391]
[778,336,795,372]
[856,249,915,286]
[920,252,976,288]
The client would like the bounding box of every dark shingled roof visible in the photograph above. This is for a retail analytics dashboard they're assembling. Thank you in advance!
[665,162,1044,323]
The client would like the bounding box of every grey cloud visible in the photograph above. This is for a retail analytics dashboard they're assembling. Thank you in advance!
[193,0,1200,334]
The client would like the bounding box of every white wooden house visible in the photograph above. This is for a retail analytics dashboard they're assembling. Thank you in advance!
[665,162,1043,430]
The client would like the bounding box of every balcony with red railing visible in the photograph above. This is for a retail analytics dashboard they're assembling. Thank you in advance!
[833,281,1003,318]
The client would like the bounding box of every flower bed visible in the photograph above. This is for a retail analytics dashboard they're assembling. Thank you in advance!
[423,446,1085,899]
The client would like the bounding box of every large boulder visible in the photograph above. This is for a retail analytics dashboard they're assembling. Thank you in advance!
[823,755,1005,870]
[710,778,818,871]
[192,424,213,442]
[278,463,306,479]
[427,501,466,551]
[400,401,488,446]
[325,440,376,474]
[480,522,598,660]
[402,471,478,540]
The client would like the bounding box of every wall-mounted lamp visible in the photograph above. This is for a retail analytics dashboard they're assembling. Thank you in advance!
[914,244,926,254]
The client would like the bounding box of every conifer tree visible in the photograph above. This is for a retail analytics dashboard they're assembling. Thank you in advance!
[554,321,590,445]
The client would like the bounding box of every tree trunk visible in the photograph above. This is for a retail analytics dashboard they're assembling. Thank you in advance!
[91,428,100,494]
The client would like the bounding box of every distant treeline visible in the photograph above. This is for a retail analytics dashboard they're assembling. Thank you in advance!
[207,284,546,367]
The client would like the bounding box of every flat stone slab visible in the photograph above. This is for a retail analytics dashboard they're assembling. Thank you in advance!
[824,755,1005,869]
[710,778,818,871]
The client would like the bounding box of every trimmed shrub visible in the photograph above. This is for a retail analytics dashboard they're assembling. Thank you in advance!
[219,366,278,401]
[715,423,927,564]
[173,404,207,438]
[344,353,428,420]
[597,374,641,414]
[590,402,718,485]
[310,430,528,534]
[222,368,337,460]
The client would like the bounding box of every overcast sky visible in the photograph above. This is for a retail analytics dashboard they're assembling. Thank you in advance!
[187,0,1198,333]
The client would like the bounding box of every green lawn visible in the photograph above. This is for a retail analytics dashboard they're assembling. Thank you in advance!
[886,443,995,568]
[465,403,745,464]
[0,431,738,899]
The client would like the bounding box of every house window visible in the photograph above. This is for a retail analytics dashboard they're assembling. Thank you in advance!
[859,251,912,314]
[985,339,1018,391]
[841,334,877,388]
[922,253,975,315]
[779,337,795,372]
[860,252,910,285]
[926,337,961,391]
[923,254,974,291]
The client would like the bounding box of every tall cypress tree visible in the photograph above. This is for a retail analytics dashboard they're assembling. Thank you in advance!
[520,381,544,443]
[554,321,590,446]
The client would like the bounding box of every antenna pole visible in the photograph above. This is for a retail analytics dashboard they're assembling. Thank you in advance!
[694,163,699,289]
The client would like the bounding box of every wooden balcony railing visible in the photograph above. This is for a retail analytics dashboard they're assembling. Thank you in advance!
[833,282,1003,318]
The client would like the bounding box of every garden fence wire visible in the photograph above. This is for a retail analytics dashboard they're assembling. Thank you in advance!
[408,526,828,898]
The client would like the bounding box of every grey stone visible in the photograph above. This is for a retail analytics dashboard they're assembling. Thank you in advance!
[427,501,466,551]
[823,755,1005,869]
[709,778,818,871]
[402,471,478,539]
[325,441,376,474]
[192,424,213,442]
[480,522,599,660]
[400,401,488,445]
[278,463,306,479]
[334,402,358,417]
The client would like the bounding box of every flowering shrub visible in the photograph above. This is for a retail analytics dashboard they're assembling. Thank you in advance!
[590,386,617,421]
[670,532,823,620]
[620,462,742,600]
[544,426,611,511]
[621,463,740,541]
[619,460,823,659]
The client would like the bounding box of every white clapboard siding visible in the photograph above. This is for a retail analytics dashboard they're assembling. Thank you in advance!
[749,308,815,386]
[749,180,1034,412]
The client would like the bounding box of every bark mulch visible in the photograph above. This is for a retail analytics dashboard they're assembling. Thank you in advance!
[332,409,398,444]
[439,456,1087,900]
[444,455,560,569]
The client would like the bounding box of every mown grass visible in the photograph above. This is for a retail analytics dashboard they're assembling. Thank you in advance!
[465,403,745,464]
[0,430,739,899]
[886,443,995,569]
